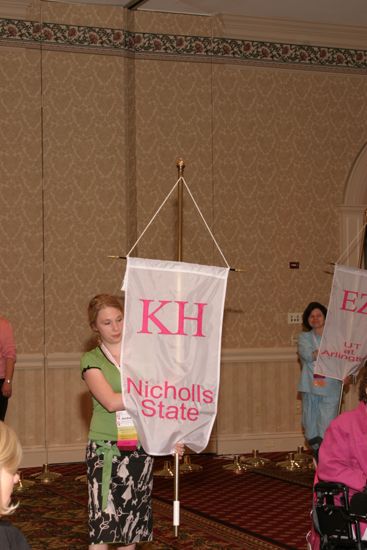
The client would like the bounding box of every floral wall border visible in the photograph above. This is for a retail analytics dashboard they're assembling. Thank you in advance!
[1,18,367,71]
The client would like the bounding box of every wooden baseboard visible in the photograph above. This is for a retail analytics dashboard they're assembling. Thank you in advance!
[215,432,305,455]
[21,444,86,468]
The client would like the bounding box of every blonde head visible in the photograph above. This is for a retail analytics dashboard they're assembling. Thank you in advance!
[0,421,22,515]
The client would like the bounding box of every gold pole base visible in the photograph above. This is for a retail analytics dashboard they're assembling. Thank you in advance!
[14,472,35,493]
[153,460,174,478]
[276,452,301,472]
[240,449,272,469]
[294,446,313,470]
[223,455,248,474]
[179,454,203,474]
[31,464,62,484]
[75,474,87,483]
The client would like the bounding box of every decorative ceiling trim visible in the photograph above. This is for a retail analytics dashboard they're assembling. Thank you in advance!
[0,18,366,72]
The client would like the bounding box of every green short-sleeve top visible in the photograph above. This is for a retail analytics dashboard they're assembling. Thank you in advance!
[80,346,122,441]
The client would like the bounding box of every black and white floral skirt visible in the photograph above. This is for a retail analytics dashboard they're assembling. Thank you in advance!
[86,440,154,545]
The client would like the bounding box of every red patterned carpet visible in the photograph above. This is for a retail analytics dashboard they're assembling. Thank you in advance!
[13,453,312,549]
[153,453,313,549]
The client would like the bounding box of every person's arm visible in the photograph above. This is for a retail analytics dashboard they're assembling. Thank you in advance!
[1,320,16,398]
[297,331,316,362]
[83,368,125,412]
[2,358,15,398]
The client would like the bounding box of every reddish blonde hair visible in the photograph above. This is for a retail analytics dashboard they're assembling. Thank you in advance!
[87,294,124,329]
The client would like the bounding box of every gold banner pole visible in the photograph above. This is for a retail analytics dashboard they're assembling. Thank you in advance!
[173,158,184,537]
[177,158,184,262]
[27,2,62,486]
[107,160,245,535]
[108,255,244,272]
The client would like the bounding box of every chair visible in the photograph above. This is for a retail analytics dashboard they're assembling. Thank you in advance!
[314,481,367,550]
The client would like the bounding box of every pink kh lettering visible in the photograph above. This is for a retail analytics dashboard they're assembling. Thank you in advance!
[138,300,172,334]
[138,299,207,336]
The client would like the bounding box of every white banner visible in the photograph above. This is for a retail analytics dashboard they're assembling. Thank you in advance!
[314,264,367,380]
[120,257,229,455]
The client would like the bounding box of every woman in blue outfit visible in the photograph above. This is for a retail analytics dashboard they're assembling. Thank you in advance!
[297,302,342,457]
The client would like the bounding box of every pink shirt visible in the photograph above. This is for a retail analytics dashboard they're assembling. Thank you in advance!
[313,400,367,545]
[317,401,367,493]
[0,317,16,378]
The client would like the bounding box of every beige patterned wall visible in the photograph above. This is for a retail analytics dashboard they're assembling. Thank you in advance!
[42,49,129,351]
[133,59,214,265]
[29,0,126,27]
[1,1,367,463]
[0,47,44,353]
[132,57,367,348]
[212,65,367,347]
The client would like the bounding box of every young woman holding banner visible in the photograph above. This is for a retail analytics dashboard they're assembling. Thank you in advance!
[297,301,342,459]
[81,294,184,550]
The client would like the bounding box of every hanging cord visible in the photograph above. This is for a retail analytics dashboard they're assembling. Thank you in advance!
[126,178,180,257]
[334,222,367,265]
[182,178,230,268]
[126,176,230,269]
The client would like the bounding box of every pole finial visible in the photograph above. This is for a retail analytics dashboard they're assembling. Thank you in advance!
[176,158,185,177]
